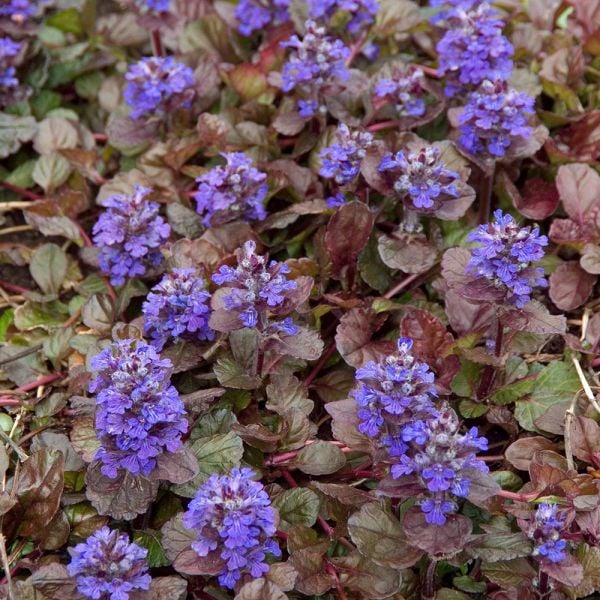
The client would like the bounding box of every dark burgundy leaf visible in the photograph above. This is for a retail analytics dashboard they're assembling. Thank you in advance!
[549,261,596,311]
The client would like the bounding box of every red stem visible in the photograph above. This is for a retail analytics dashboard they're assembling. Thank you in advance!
[497,489,539,502]
[366,119,403,133]
[383,272,421,299]
[16,372,63,392]
[0,280,30,294]
[345,32,367,68]
[0,180,42,200]
[151,30,164,57]
[304,343,337,388]
[326,562,349,600]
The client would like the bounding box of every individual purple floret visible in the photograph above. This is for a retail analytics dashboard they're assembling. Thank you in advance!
[123,56,195,120]
[327,192,347,208]
[212,240,299,332]
[281,20,350,117]
[67,526,151,600]
[142,269,214,349]
[378,146,460,211]
[146,0,170,10]
[92,185,170,286]
[436,3,513,97]
[529,503,568,564]
[195,153,268,227]
[458,79,535,158]
[466,209,548,308]
[352,337,438,450]
[183,468,281,589]
[236,0,290,36]
[430,0,484,23]
[374,66,427,118]
[319,124,373,186]
[89,339,187,479]
[391,405,488,525]
[307,0,379,34]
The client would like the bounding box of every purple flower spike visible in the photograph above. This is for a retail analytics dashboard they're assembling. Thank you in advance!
[236,0,290,36]
[0,36,21,101]
[183,468,281,589]
[458,79,535,158]
[142,268,214,349]
[391,405,489,525]
[307,0,379,34]
[319,124,373,186]
[67,527,151,600]
[0,0,37,22]
[92,185,170,286]
[281,20,350,116]
[436,3,513,97]
[195,152,268,227]
[374,65,427,118]
[530,503,568,564]
[352,336,438,445]
[89,339,187,479]
[378,146,460,211]
[212,240,299,332]
[123,56,195,120]
[466,209,548,308]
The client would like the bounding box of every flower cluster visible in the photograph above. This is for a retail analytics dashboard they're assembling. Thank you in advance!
[183,468,281,589]
[142,269,214,350]
[123,56,195,120]
[466,209,548,308]
[436,3,513,97]
[89,339,187,479]
[0,0,36,22]
[92,185,170,286]
[391,405,488,525]
[67,527,151,600]
[458,79,535,158]
[281,20,350,117]
[319,124,373,186]
[195,152,268,226]
[0,36,21,105]
[378,146,460,211]
[374,66,427,118]
[307,0,379,34]
[145,0,170,10]
[529,503,568,564]
[212,240,299,333]
[236,0,290,36]
[353,337,438,446]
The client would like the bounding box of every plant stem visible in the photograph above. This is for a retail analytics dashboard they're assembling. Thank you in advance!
[383,272,421,299]
[304,343,337,388]
[366,119,403,132]
[497,489,539,502]
[477,162,496,225]
[0,180,42,200]
[476,317,503,401]
[345,32,367,68]
[150,30,164,57]
[422,559,438,599]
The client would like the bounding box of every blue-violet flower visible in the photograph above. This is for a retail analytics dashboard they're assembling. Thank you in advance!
[195,152,268,226]
[352,337,438,451]
[436,3,513,97]
[319,124,373,186]
[391,405,488,525]
[89,339,187,479]
[307,0,379,34]
[92,185,170,286]
[281,20,350,117]
[458,79,535,157]
[374,66,427,118]
[466,209,548,308]
[183,467,281,589]
[0,36,20,94]
[123,56,195,120]
[142,268,214,349]
[529,503,568,564]
[236,0,290,36]
[0,0,37,21]
[378,146,460,211]
[212,240,299,331]
[67,526,151,600]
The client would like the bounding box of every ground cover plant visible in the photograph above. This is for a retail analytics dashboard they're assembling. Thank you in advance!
[1,0,600,598]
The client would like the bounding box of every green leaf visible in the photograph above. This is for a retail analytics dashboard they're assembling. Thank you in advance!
[358,236,393,294]
[32,152,72,192]
[47,8,84,34]
[294,441,346,476]
[490,376,537,406]
[4,159,36,189]
[29,243,68,295]
[172,432,244,498]
[272,488,320,530]
[347,502,422,569]
[514,361,581,432]
[14,301,69,332]
[30,90,62,120]
[0,308,14,342]
[458,399,488,418]
[0,113,37,159]
[266,373,314,416]
[133,530,170,568]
